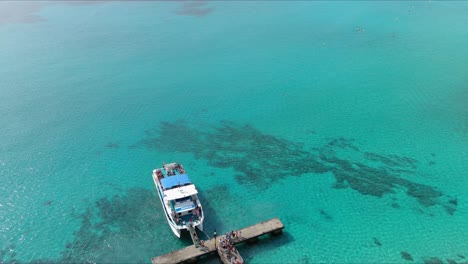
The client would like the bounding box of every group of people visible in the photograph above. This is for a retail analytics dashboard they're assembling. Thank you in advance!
[230,255,243,264]
[226,230,241,241]
[198,230,243,264]
[218,230,241,253]
[163,162,186,176]
[155,169,164,180]
[172,208,201,226]
[174,163,185,174]
[218,231,243,264]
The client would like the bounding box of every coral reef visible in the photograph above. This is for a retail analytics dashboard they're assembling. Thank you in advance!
[135,120,457,214]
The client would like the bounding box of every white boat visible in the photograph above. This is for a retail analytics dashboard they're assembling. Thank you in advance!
[152,162,204,238]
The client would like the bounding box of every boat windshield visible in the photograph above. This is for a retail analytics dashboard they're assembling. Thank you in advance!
[175,196,192,203]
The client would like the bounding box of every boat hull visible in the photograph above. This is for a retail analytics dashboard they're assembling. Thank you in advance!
[155,181,182,237]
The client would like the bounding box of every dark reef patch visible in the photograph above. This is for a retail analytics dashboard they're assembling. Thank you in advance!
[134,120,457,215]
[424,257,444,264]
[18,185,226,263]
[319,209,333,221]
[401,251,414,261]
[447,259,458,264]
[174,1,213,17]
[0,244,17,263]
[449,198,458,206]
[373,237,382,247]
[0,1,109,26]
[104,142,119,149]
[443,198,458,215]
[428,153,437,166]
[298,255,311,264]
[364,152,417,170]
[62,189,166,263]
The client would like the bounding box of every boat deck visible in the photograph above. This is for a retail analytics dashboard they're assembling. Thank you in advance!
[152,218,284,264]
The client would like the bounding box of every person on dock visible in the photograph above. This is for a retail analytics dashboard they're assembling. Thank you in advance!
[220,238,226,249]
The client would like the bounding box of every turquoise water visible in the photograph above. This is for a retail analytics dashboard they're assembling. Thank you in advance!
[1,1,467,263]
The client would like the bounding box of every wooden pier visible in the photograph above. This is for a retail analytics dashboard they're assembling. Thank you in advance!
[152,218,284,264]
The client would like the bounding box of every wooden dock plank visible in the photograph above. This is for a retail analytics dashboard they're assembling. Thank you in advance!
[231,217,284,243]
[152,218,284,264]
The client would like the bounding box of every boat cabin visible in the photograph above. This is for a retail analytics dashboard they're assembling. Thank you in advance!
[160,174,202,224]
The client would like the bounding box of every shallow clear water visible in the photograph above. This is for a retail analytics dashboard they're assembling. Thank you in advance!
[0,1,467,263]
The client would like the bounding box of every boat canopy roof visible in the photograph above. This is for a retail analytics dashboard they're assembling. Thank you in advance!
[163,185,198,200]
[161,174,191,190]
